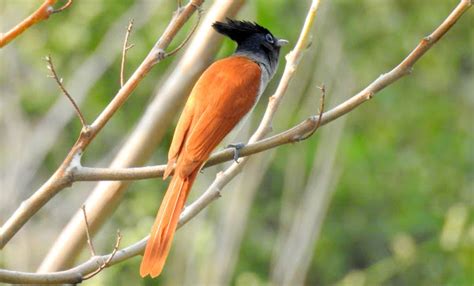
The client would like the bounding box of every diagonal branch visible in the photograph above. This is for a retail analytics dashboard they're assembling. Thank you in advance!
[0,0,471,283]
[37,0,245,273]
[46,55,87,127]
[0,0,73,48]
[0,0,205,250]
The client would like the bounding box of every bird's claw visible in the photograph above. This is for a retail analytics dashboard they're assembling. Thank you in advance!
[226,143,245,163]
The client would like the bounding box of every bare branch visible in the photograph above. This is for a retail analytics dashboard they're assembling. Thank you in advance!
[45,55,87,127]
[0,0,205,250]
[120,19,134,88]
[37,0,246,273]
[0,0,73,48]
[81,205,96,257]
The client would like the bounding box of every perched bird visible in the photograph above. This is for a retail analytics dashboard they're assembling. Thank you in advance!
[140,19,288,278]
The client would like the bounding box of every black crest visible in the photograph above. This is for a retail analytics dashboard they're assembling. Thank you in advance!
[212,18,272,43]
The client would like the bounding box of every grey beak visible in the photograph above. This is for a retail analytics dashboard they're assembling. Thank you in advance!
[276,39,289,47]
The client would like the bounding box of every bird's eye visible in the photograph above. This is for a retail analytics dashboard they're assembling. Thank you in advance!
[265,34,274,44]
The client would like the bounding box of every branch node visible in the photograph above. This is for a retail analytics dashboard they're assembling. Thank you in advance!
[422,35,433,44]
[366,91,375,100]
[151,48,166,64]
[46,6,54,16]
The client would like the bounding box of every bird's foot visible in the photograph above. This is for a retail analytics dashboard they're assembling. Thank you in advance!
[226,143,245,163]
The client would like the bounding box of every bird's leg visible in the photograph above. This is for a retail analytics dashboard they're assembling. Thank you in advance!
[226,143,245,163]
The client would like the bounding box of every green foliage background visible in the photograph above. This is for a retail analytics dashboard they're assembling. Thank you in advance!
[0,0,472,285]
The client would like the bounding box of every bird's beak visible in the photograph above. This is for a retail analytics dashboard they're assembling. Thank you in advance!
[276,38,289,47]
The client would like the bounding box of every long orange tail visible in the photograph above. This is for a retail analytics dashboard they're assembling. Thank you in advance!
[140,171,197,277]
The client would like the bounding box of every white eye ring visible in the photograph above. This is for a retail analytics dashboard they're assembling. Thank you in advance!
[265,33,274,44]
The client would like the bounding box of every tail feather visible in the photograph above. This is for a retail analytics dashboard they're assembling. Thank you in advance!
[140,172,197,278]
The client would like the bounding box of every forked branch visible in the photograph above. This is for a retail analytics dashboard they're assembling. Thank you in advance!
[0,0,205,250]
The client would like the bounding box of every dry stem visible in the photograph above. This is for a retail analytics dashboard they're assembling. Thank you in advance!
[46,55,87,127]
[37,0,245,273]
[0,0,205,250]
[81,205,96,257]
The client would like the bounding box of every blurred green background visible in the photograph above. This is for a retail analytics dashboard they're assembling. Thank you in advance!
[0,0,472,285]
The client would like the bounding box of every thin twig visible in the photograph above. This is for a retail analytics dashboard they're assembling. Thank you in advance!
[120,19,134,88]
[165,7,203,57]
[38,0,244,273]
[81,205,96,257]
[82,230,122,280]
[52,0,73,14]
[298,84,326,140]
[0,0,205,250]
[45,55,87,127]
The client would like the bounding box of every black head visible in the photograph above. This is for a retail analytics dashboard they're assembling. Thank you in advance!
[212,19,288,77]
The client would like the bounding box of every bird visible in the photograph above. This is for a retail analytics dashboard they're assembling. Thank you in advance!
[140,18,288,278]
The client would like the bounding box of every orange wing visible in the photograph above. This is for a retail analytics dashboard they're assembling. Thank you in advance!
[169,55,262,177]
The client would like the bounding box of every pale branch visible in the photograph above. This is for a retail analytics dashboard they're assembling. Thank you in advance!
[69,115,321,182]
[46,55,87,127]
[0,1,470,283]
[0,0,205,249]
[37,0,246,273]
[81,205,96,257]
[0,0,73,48]
[120,19,135,88]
